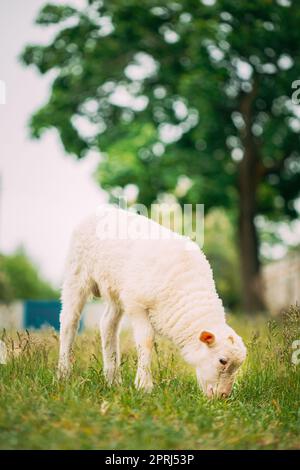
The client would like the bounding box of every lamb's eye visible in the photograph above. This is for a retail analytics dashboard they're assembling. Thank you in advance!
[219,358,227,366]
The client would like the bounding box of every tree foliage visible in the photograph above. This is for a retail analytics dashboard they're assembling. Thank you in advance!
[21,0,300,310]
[0,249,59,303]
[204,209,240,309]
[21,0,300,212]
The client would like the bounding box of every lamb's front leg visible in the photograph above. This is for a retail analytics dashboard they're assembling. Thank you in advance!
[58,280,88,378]
[131,310,154,392]
[100,302,122,385]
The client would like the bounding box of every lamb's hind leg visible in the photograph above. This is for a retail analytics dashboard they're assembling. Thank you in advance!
[130,309,154,392]
[58,278,89,378]
[100,302,123,385]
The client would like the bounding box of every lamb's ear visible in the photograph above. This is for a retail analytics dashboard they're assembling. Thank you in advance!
[199,331,215,346]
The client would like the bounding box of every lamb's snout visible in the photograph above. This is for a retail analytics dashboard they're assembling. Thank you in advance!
[205,383,233,399]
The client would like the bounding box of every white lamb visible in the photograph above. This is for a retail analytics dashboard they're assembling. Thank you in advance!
[58,206,246,398]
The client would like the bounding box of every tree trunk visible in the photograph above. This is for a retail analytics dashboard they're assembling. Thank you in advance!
[238,149,264,313]
[238,84,265,313]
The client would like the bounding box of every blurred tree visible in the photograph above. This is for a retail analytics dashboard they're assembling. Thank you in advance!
[0,249,59,302]
[0,270,14,304]
[204,209,240,309]
[21,0,300,312]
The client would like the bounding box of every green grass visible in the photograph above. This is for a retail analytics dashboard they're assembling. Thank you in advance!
[0,307,300,450]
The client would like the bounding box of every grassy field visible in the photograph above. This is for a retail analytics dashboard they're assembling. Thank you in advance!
[0,308,300,450]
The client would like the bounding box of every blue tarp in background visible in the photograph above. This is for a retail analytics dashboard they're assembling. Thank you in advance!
[24,300,61,330]
[24,301,83,331]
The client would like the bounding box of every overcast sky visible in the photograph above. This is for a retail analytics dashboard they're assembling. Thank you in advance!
[0,0,106,287]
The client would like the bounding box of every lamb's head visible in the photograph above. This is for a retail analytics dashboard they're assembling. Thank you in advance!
[189,325,246,399]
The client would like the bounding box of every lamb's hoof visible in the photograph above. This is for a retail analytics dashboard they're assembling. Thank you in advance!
[57,364,71,380]
[104,370,122,387]
[135,376,153,393]
[115,374,123,386]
